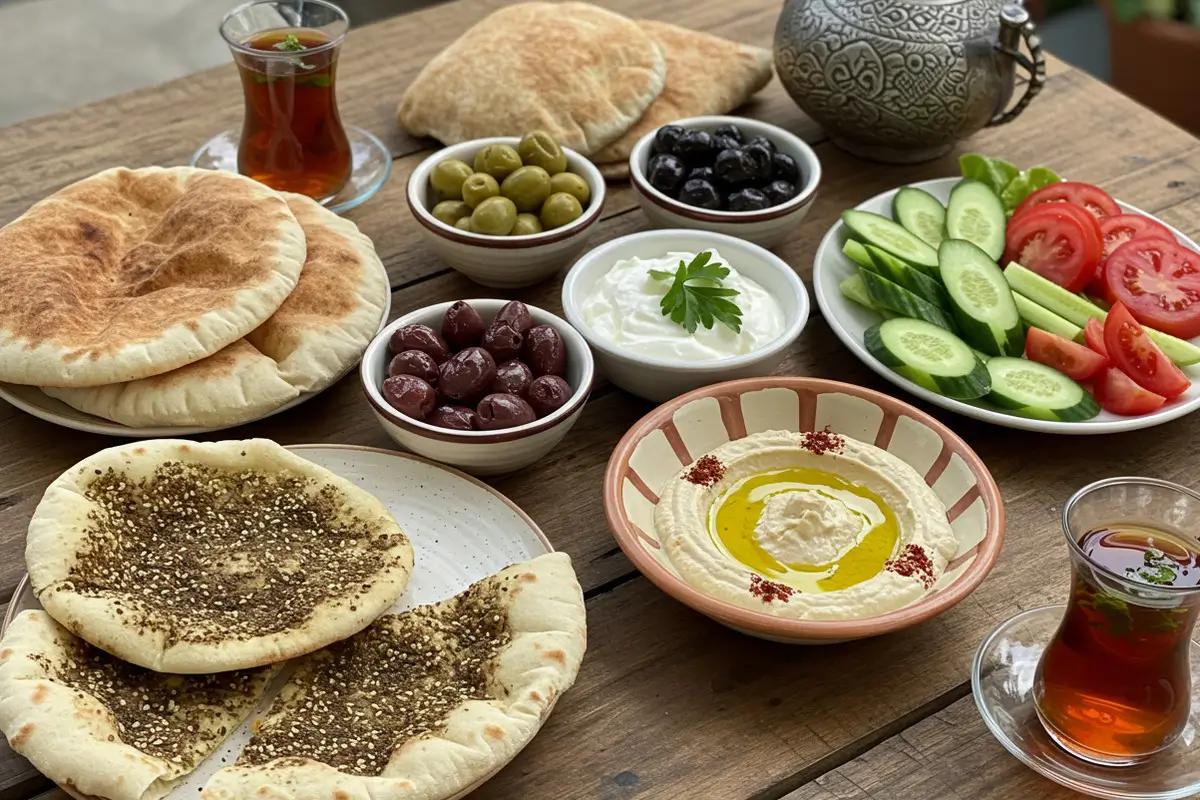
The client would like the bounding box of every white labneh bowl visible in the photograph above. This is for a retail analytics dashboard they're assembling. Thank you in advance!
[407,138,606,288]
[561,229,810,402]
[629,115,821,250]
[361,300,595,475]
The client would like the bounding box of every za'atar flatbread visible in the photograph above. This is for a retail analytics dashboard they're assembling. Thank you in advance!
[201,552,586,800]
[26,439,414,674]
[0,609,275,800]
[0,167,306,388]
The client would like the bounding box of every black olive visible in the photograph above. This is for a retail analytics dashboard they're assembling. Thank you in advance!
[772,152,801,185]
[763,180,798,206]
[725,187,771,212]
[678,179,722,210]
[742,143,773,183]
[674,129,716,167]
[713,134,741,153]
[687,166,715,183]
[713,148,754,185]
[713,123,744,144]
[748,135,777,156]
[646,153,687,196]
[653,125,685,156]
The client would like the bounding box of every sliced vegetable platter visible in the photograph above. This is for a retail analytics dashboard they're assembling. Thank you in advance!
[812,175,1200,434]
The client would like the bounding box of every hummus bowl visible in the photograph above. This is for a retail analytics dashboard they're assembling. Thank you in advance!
[603,377,1004,643]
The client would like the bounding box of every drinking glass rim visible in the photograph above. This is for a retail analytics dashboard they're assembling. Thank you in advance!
[220,0,350,57]
[1062,475,1200,594]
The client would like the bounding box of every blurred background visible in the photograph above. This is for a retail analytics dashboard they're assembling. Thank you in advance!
[0,0,1196,134]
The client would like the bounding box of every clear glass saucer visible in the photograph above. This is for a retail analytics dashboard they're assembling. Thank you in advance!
[190,124,391,214]
[973,605,1200,800]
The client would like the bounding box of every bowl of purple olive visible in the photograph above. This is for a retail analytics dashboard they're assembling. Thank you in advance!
[629,115,821,249]
[360,299,594,475]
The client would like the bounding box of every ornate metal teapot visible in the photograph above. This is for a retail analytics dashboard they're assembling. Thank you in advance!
[774,0,1045,163]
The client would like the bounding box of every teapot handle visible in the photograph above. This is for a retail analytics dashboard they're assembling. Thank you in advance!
[986,5,1047,127]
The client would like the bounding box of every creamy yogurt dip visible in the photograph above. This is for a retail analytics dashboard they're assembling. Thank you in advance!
[580,250,786,361]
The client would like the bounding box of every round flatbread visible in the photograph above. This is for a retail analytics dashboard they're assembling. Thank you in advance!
[397,2,666,155]
[0,609,275,800]
[201,552,586,800]
[41,194,388,428]
[0,166,306,388]
[26,439,415,674]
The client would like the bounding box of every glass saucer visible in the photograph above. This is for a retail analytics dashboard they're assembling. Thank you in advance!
[190,124,391,214]
[973,604,1200,800]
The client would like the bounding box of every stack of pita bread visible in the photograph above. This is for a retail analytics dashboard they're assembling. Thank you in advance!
[0,166,389,429]
[0,439,587,800]
[398,2,774,179]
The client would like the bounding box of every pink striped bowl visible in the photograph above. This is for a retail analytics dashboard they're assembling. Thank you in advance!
[603,377,1005,644]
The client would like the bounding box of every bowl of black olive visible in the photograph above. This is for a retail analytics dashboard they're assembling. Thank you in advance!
[361,299,594,475]
[629,115,821,249]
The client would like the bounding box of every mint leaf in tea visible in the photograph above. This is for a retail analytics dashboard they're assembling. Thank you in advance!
[1081,524,1200,589]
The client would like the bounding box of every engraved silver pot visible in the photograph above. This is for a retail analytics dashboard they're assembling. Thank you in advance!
[774,0,1046,163]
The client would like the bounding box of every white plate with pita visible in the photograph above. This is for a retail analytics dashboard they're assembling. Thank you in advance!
[3,444,555,800]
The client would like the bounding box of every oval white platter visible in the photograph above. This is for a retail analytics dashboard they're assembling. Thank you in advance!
[0,261,392,437]
[812,176,1200,434]
[2,444,552,799]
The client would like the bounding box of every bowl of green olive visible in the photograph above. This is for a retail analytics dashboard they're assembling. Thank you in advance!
[407,131,606,288]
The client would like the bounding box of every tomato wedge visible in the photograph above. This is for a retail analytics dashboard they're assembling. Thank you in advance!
[1099,214,1175,262]
[1084,318,1108,357]
[1092,366,1167,416]
[1013,181,1122,220]
[1004,203,1103,292]
[1103,302,1191,398]
[1025,327,1108,380]
[1103,237,1200,339]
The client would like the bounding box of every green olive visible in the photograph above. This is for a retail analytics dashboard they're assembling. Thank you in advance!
[461,173,500,209]
[500,165,552,213]
[429,158,474,201]
[454,216,473,231]
[473,144,523,181]
[540,192,584,230]
[510,213,544,236]
[548,172,590,206]
[431,200,471,227]
[518,131,567,175]
[470,196,518,236]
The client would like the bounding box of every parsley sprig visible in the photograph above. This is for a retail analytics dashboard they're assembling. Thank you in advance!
[272,33,316,70]
[648,251,743,334]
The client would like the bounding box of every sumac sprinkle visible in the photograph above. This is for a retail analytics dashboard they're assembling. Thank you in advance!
[683,455,726,487]
[800,427,844,455]
[886,543,936,589]
[749,574,795,604]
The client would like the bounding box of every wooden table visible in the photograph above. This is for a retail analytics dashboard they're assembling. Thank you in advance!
[2,1,1199,799]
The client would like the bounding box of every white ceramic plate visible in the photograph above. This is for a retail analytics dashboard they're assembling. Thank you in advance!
[813,177,1200,434]
[2,444,552,799]
[0,263,392,437]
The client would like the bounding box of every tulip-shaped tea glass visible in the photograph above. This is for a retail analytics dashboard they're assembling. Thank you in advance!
[192,0,390,213]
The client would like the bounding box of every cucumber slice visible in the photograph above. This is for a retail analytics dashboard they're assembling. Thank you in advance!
[865,318,990,399]
[859,268,958,332]
[1005,262,1200,366]
[1012,293,1082,342]
[945,179,1006,261]
[892,187,946,248]
[842,210,940,272]
[839,273,873,309]
[985,357,1101,422]
[842,239,874,269]
[864,244,951,311]
[938,239,1023,356]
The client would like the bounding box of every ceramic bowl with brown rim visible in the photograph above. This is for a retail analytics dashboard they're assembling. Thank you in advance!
[407,137,606,289]
[361,299,594,476]
[629,115,821,250]
[604,377,1004,644]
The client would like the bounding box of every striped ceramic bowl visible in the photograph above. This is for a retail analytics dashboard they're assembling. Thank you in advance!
[603,377,1004,644]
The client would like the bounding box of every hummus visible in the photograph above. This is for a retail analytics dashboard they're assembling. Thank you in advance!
[654,429,958,620]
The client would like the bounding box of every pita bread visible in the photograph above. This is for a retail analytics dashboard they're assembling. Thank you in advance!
[598,161,633,181]
[26,439,415,674]
[397,2,666,155]
[591,21,774,166]
[41,194,388,428]
[201,552,586,800]
[0,609,274,800]
[0,167,306,388]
